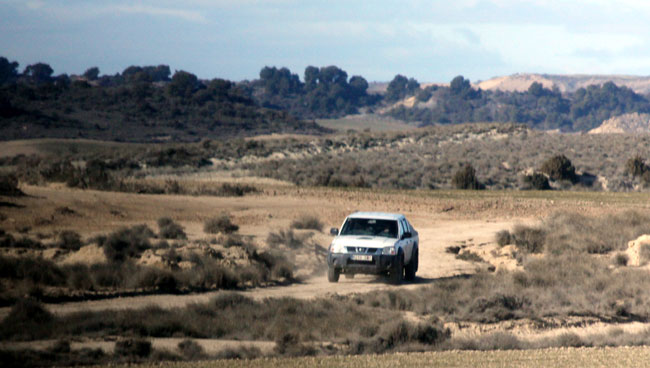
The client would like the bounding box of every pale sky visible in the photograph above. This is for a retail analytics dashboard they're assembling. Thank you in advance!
[2,0,650,83]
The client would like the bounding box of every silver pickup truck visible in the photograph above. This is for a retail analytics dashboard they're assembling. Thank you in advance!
[327,212,419,284]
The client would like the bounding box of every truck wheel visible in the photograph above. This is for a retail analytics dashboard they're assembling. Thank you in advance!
[404,247,418,281]
[328,267,340,283]
[389,253,404,285]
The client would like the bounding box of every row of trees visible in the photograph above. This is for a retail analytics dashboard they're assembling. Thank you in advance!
[0,57,327,142]
[251,65,380,119]
[4,55,650,134]
[387,77,650,132]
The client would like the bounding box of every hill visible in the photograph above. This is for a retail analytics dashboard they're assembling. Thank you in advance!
[0,58,330,143]
[477,73,650,94]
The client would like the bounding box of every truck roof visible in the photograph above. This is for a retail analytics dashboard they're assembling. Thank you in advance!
[346,212,405,221]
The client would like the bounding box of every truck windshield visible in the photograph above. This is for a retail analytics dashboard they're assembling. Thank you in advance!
[340,218,398,238]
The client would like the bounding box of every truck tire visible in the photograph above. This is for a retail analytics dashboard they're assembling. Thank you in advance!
[389,253,404,285]
[328,267,340,283]
[404,247,418,281]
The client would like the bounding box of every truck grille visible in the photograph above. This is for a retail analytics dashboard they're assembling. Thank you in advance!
[346,247,380,254]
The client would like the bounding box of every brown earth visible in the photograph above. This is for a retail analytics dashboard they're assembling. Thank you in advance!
[2,178,650,355]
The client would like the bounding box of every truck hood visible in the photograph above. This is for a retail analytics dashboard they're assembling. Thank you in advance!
[331,235,397,249]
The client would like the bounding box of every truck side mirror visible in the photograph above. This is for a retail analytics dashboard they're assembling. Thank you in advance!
[401,232,411,240]
[330,227,339,236]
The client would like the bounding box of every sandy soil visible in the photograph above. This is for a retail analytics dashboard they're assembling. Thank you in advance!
[1,179,642,356]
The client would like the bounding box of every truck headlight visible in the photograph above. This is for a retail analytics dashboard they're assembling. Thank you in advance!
[330,243,344,253]
[382,246,396,255]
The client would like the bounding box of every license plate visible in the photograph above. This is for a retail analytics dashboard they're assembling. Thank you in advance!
[351,255,372,262]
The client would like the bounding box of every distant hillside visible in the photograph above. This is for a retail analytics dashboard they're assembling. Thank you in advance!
[0,58,330,143]
[477,74,650,95]
[589,112,650,134]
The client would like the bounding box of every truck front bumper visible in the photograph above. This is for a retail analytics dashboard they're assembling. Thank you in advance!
[327,253,396,275]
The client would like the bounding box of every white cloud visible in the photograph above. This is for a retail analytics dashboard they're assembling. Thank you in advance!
[112,5,208,23]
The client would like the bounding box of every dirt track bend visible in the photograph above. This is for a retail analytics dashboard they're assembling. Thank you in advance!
[0,219,513,319]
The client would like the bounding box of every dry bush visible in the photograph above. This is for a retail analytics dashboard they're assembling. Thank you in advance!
[214,345,262,360]
[114,338,152,360]
[521,173,551,190]
[291,215,324,232]
[177,339,205,360]
[451,164,483,190]
[0,174,24,196]
[0,298,55,340]
[615,252,629,266]
[101,224,155,262]
[204,214,238,234]
[267,229,311,249]
[495,230,512,246]
[56,230,82,250]
[540,154,577,183]
[511,225,545,253]
[157,217,187,240]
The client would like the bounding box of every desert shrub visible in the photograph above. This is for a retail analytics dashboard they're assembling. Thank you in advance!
[214,345,262,360]
[177,339,205,360]
[62,263,94,290]
[542,211,650,255]
[469,294,529,323]
[114,338,152,359]
[157,217,187,240]
[495,230,512,246]
[274,332,317,356]
[511,225,545,253]
[130,267,178,292]
[451,164,482,190]
[0,173,24,196]
[204,214,238,234]
[521,173,551,190]
[615,252,629,266]
[223,234,244,248]
[626,155,648,177]
[369,320,449,353]
[0,255,66,286]
[218,183,258,196]
[456,251,485,263]
[267,229,309,249]
[66,159,118,190]
[56,230,82,250]
[0,234,43,249]
[102,225,154,262]
[0,298,55,340]
[540,154,577,183]
[451,331,523,350]
[290,215,324,232]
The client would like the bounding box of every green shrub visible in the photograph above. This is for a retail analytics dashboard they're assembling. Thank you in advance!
[204,214,238,234]
[452,164,482,190]
[290,215,323,232]
[157,217,187,240]
[540,154,577,182]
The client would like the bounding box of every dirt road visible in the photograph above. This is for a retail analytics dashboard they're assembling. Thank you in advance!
[0,217,513,319]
